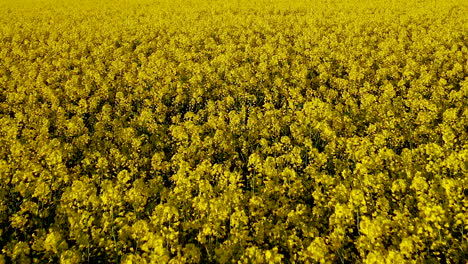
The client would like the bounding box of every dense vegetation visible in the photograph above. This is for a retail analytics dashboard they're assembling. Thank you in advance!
[0,0,467,263]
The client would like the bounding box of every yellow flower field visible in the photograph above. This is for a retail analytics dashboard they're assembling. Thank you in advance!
[0,0,467,263]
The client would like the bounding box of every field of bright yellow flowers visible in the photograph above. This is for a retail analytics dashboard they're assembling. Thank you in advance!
[0,0,467,263]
